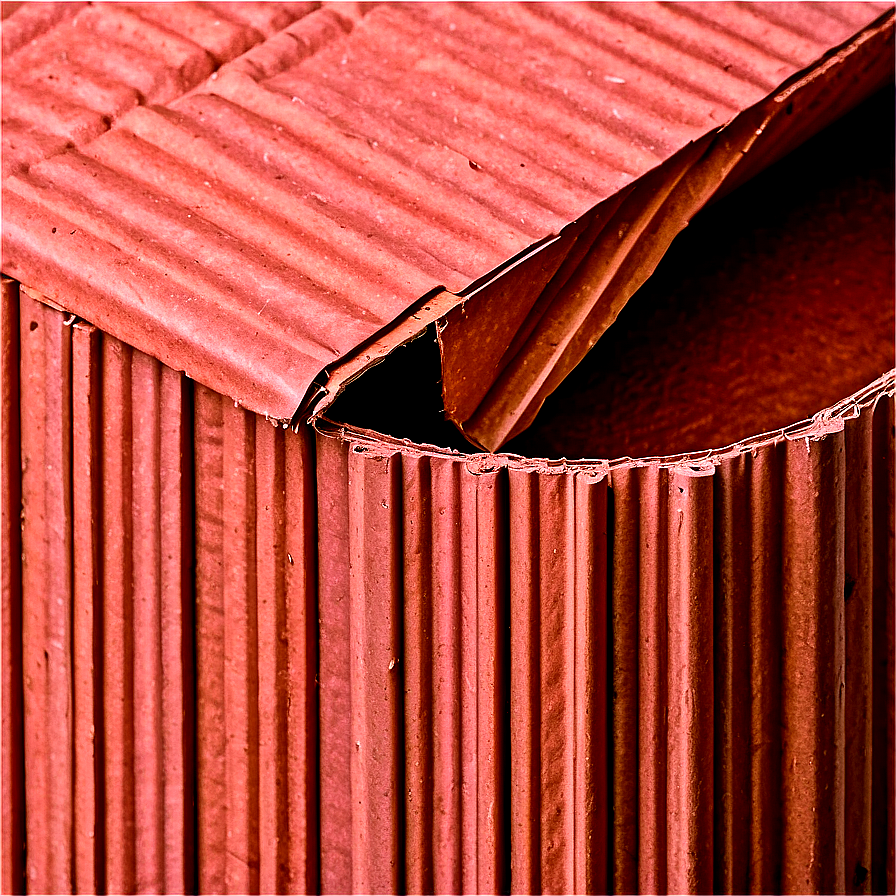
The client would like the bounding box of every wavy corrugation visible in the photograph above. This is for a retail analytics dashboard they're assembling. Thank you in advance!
[505,464,608,893]
[1,1,319,177]
[3,3,890,426]
[70,319,104,895]
[316,440,514,894]
[3,269,894,893]
[205,3,374,85]
[193,383,317,895]
[2,288,318,894]
[316,369,895,894]
[98,326,194,894]
[12,287,195,894]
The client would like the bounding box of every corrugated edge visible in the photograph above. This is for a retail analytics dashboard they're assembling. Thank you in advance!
[6,285,894,893]
[665,463,715,894]
[18,290,75,894]
[871,391,895,894]
[781,422,847,892]
[315,429,353,894]
[316,438,518,894]
[844,404,875,895]
[607,464,639,895]
[317,370,896,475]
[91,329,196,894]
[5,292,320,895]
[712,450,752,892]
[506,464,608,892]
[71,320,104,895]
[312,372,894,892]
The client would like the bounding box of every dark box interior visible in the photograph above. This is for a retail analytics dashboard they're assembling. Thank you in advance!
[330,86,895,461]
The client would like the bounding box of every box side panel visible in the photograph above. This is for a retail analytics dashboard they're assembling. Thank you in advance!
[7,288,318,894]
[193,386,318,894]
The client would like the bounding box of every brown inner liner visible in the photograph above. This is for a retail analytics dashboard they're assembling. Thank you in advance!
[329,86,895,461]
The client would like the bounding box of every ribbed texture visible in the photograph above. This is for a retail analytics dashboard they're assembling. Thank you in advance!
[3,3,889,424]
[316,442,515,894]
[193,384,318,895]
[1,1,319,178]
[402,455,509,895]
[18,291,75,894]
[316,370,895,894]
[2,289,318,895]
[12,289,195,894]
[505,465,608,893]
[3,7,894,892]
[3,277,895,893]
[71,320,103,895]
[99,330,195,894]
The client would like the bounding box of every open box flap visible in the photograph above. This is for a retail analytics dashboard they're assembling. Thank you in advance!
[314,5,894,449]
[3,3,891,428]
[432,11,895,451]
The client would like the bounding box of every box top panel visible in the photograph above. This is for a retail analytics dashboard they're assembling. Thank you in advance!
[3,1,890,422]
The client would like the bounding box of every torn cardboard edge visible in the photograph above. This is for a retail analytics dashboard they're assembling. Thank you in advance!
[315,369,895,475]
[309,9,894,452]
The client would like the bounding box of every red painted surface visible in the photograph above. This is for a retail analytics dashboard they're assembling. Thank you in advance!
[506,466,608,893]
[315,432,353,894]
[317,440,514,894]
[315,370,894,894]
[3,277,895,893]
[666,465,714,895]
[636,464,668,896]
[3,3,889,426]
[457,463,507,895]
[254,415,319,896]
[873,395,896,896]
[71,322,103,895]
[747,445,785,895]
[607,465,639,896]
[1,1,318,177]
[348,448,404,895]
[2,4,895,895]
[782,428,847,894]
[193,384,318,895]
[403,454,461,895]
[712,452,752,893]
[844,410,875,895]
[3,291,319,895]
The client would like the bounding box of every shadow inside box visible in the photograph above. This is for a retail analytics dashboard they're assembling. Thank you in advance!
[330,86,895,462]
